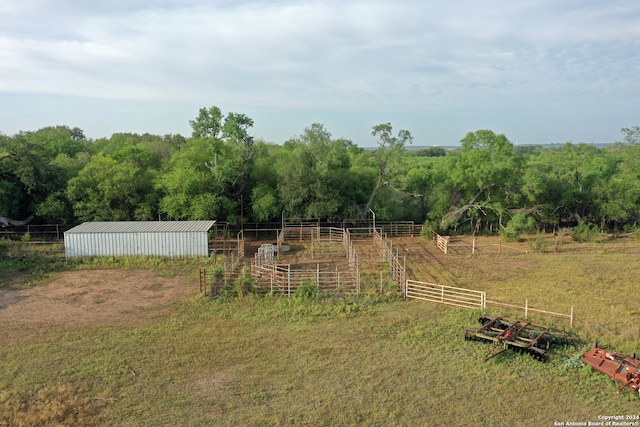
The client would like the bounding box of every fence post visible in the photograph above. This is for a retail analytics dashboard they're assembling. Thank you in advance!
[570,306,574,328]
[204,268,208,296]
[525,298,528,319]
[317,264,320,293]
[472,239,475,254]
[403,256,406,293]
[288,264,291,297]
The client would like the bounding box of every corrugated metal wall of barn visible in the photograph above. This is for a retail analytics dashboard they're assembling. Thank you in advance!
[64,221,215,259]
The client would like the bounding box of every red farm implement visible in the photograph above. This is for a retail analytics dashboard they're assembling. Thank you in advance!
[580,345,640,395]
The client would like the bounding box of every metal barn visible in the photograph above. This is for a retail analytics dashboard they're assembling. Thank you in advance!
[64,221,216,259]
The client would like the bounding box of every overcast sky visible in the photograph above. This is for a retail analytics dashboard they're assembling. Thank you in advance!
[1,1,639,146]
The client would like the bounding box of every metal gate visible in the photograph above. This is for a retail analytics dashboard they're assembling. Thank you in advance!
[405,279,486,309]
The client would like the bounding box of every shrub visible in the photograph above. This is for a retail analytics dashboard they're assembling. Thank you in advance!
[528,233,548,253]
[501,213,537,242]
[0,238,9,256]
[294,280,318,299]
[572,222,599,242]
[499,228,520,242]
[232,267,256,297]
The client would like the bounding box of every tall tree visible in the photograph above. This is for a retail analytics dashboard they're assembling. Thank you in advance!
[248,141,281,222]
[592,143,640,228]
[0,127,90,221]
[364,123,413,214]
[275,124,352,219]
[439,130,520,233]
[157,106,256,223]
[621,126,640,145]
[521,143,611,228]
[67,146,159,221]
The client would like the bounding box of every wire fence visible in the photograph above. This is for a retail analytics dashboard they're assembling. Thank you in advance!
[425,229,640,256]
[405,280,574,328]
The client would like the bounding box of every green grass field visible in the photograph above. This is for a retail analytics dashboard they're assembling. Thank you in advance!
[1,238,639,426]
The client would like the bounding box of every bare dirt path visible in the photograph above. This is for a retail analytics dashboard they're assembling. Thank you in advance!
[0,270,196,332]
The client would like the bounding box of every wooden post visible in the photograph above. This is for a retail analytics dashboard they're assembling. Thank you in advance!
[287,264,291,297]
[570,306,574,328]
[472,239,475,254]
[317,264,320,293]
[525,298,528,319]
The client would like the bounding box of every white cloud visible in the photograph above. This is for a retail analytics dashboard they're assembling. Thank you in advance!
[0,0,639,143]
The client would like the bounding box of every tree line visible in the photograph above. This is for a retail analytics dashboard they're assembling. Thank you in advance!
[1,105,639,236]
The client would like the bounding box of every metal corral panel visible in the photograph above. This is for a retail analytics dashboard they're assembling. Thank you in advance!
[64,221,216,259]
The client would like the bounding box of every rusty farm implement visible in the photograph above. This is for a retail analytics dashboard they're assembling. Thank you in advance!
[464,314,574,362]
[580,345,640,395]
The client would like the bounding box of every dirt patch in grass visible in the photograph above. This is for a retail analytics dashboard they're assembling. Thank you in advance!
[0,269,195,333]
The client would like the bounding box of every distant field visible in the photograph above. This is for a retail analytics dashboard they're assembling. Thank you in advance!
[1,235,639,426]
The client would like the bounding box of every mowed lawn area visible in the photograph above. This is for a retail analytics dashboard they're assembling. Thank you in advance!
[1,235,639,426]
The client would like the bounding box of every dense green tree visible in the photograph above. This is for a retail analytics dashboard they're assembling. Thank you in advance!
[155,138,223,220]
[0,126,90,221]
[438,130,521,233]
[592,143,640,228]
[398,156,441,221]
[411,146,446,157]
[276,124,352,219]
[3,116,640,234]
[249,141,281,222]
[521,143,613,229]
[156,106,256,223]
[67,147,158,221]
[23,126,87,158]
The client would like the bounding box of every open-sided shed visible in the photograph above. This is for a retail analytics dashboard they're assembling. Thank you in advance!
[64,221,216,259]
